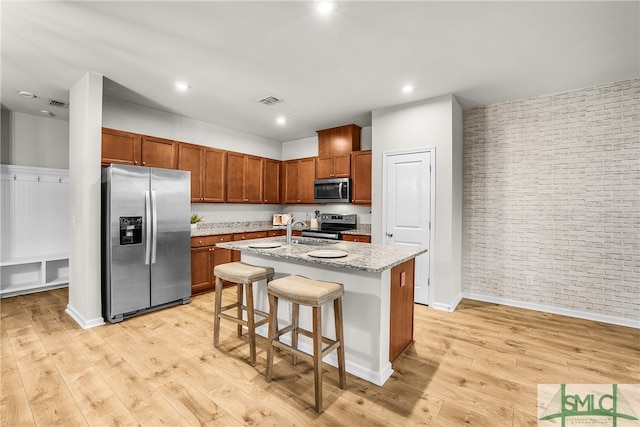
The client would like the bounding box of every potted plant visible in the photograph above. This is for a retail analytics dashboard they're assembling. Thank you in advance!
[190,213,203,230]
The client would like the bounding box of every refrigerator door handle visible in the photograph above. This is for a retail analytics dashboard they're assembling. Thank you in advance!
[145,190,152,265]
[151,190,158,264]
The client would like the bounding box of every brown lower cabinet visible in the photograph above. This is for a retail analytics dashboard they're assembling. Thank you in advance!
[190,234,234,295]
[389,258,415,365]
[190,230,285,295]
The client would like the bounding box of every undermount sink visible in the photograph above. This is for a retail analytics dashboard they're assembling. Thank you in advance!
[290,238,337,246]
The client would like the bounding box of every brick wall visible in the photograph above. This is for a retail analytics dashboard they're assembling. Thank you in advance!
[463,78,639,322]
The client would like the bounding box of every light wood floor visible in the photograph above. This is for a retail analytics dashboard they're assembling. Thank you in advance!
[1,288,638,426]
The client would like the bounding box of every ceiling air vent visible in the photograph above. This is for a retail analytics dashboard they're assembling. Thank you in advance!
[258,96,282,106]
[48,99,69,109]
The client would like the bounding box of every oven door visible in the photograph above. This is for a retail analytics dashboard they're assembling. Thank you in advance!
[314,178,351,203]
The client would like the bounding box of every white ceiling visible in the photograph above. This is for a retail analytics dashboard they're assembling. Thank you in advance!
[2,1,638,142]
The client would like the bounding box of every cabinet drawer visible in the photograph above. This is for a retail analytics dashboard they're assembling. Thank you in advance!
[342,235,371,243]
[233,231,268,241]
[191,234,232,248]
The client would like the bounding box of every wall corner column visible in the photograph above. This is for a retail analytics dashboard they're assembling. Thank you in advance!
[66,72,105,328]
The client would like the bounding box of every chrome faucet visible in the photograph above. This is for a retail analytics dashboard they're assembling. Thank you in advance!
[286,219,307,245]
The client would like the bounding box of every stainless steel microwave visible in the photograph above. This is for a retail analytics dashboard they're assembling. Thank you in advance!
[314,178,351,204]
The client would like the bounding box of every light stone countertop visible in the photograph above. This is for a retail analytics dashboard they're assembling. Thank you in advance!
[191,221,287,237]
[216,236,426,273]
[191,221,371,238]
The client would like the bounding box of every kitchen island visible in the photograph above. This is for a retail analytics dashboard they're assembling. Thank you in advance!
[216,237,427,386]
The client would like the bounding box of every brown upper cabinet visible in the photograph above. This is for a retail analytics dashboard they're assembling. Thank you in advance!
[283,157,316,204]
[263,158,282,204]
[101,128,178,169]
[226,152,263,203]
[140,135,178,169]
[317,124,361,157]
[316,154,351,179]
[177,143,226,203]
[351,150,372,205]
[316,124,361,178]
[101,127,142,166]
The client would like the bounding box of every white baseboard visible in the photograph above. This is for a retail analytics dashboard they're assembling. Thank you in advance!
[462,292,640,329]
[430,292,463,312]
[66,304,105,329]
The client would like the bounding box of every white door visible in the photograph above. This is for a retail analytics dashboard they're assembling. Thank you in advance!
[383,149,432,305]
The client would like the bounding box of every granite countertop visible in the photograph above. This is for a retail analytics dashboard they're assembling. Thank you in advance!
[191,221,286,237]
[216,236,426,273]
[191,221,371,237]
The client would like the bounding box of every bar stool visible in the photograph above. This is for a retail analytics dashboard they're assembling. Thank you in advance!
[265,275,346,413]
[213,261,275,366]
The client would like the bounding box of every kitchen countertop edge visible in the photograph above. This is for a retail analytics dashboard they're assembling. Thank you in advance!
[216,237,426,273]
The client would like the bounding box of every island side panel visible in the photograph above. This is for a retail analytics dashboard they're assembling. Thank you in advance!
[389,258,415,365]
[241,252,394,387]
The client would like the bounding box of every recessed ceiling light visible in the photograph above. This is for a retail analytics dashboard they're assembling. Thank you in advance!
[175,82,191,91]
[40,110,53,116]
[18,91,36,98]
[402,85,414,94]
[316,1,334,14]
[276,116,287,126]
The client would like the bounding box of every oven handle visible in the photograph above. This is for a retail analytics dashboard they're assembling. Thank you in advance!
[301,231,341,240]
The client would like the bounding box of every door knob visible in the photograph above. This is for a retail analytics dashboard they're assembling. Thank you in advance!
[386,232,393,238]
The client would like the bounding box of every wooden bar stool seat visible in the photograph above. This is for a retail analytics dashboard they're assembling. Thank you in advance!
[213,261,275,366]
[265,275,346,413]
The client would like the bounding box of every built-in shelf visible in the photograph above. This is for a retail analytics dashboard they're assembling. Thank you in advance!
[0,254,69,298]
[1,164,69,298]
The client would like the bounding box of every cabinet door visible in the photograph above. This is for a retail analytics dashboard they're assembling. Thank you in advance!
[389,259,415,364]
[244,155,263,203]
[101,128,141,166]
[316,156,334,179]
[203,148,226,202]
[178,143,203,202]
[317,124,361,156]
[263,159,281,204]
[191,246,213,295]
[226,152,246,203]
[333,154,351,177]
[351,150,372,205]
[283,160,300,204]
[141,136,178,168]
[297,157,316,203]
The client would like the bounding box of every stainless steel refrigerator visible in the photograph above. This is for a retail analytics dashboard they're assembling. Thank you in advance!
[102,164,191,323]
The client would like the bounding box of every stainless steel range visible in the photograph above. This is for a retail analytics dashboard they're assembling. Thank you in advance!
[301,213,357,240]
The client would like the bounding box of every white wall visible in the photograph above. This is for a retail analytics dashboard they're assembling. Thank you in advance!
[371,94,463,309]
[103,97,281,159]
[0,111,69,169]
[463,78,639,326]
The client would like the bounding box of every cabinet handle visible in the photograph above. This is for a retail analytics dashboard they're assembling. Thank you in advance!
[134,161,138,165]
[198,240,203,244]
[142,161,146,166]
